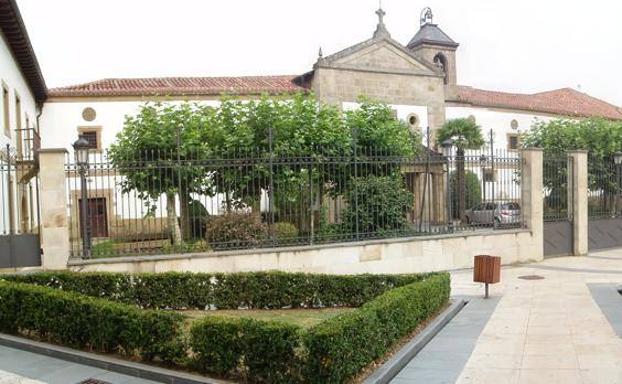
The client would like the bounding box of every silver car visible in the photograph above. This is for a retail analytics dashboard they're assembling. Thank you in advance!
[465,202,521,228]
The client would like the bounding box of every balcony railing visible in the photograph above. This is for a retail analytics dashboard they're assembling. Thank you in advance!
[16,127,40,162]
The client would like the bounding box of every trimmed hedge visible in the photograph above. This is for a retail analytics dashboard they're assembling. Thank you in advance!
[0,271,450,383]
[303,272,450,383]
[189,272,450,383]
[4,271,429,310]
[0,281,185,362]
[190,317,301,383]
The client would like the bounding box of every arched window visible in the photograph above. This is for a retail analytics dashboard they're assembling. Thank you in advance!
[433,53,448,85]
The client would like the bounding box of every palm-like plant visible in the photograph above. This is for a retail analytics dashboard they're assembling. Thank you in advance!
[436,118,485,221]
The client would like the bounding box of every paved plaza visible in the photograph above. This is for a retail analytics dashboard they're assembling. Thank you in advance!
[394,248,622,384]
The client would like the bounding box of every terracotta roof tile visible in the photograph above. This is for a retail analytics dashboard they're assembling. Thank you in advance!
[453,86,622,120]
[48,75,308,98]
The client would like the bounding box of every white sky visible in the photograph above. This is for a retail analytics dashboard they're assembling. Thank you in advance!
[16,0,622,106]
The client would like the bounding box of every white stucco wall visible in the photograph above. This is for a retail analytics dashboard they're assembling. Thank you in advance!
[0,30,40,235]
[445,106,554,151]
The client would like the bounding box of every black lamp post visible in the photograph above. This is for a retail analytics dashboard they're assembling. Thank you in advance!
[73,136,91,259]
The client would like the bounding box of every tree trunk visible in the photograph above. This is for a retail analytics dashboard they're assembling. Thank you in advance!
[166,192,182,245]
[179,188,192,241]
[457,148,466,222]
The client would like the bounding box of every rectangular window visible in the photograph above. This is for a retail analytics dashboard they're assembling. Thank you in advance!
[483,168,496,183]
[2,85,9,138]
[77,126,102,151]
[15,93,21,155]
[507,133,520,151]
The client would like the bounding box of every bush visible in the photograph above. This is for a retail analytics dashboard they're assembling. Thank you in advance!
[206,212,267,250]
[274,222,299,242]
[188,199,210,239]
[450,170,482,217]
[3,271,429,310]
[0,281,185,362]
[303,273,450,383]
[2,271,450,383]
[191,317,301,383]
[340,175,414,237]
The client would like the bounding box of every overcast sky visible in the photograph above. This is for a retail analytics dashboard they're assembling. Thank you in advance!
[16,0,622,106]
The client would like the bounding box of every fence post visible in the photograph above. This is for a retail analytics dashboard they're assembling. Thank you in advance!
[521,148,544,261]
[568,150,588,256]
[38,149,70,269]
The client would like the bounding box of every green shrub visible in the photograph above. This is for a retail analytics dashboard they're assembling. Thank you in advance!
[206,212,268,250]
[303,272,450,383]
[0,281,185,362]
[274,222,299,242]
[449,170,482,217]
[190,316,301,383]
[4,271,427,310]
[340,175,414,237]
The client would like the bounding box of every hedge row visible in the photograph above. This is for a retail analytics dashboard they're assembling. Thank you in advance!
[4,271,429,310]
[188,272,450,383]
[0,281,185,362]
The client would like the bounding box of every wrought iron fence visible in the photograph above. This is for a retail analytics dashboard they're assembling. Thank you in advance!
[543,154,572,221]
[588,154,622,219]
[65,145,523,259]
[0,144,40,236]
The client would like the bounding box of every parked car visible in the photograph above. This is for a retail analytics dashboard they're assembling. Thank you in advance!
[465,202,521,228]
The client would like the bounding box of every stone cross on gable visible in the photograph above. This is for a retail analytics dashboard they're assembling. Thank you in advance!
[373,6,391,39]
[376,7,386,25]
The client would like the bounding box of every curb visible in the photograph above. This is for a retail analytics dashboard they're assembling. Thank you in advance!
[363,297,467,384]
[0,333,230,384]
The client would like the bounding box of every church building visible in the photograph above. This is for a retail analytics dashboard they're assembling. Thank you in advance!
[41,7,622,155]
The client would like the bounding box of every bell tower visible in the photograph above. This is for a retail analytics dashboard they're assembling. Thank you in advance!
[407,7,459,85]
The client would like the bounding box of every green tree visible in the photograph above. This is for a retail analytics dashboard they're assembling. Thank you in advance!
[436,118,485,221]
[109,102,215,244]
[522,118,622,214]
[449,171,482,219]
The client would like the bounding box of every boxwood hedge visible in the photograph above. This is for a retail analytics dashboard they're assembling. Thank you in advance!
[0,281,185,362]
[4,271,431,309]
[0,271,450,383]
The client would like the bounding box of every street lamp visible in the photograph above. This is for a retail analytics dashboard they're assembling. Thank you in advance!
[614,152,622,165]
[73,136,91,259]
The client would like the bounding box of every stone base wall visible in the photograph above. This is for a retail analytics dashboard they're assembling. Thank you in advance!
[68,229,542,275]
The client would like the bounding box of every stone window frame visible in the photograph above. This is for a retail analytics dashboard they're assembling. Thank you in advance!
[2,81,9,138]
[507,133,520,151]
[77,126,103,152]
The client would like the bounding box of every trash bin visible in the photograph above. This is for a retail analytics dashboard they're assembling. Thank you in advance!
[473,255,501,298]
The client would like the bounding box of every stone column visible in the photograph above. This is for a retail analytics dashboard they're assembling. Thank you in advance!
[38,149,70,269]
[522,149,544,261]
[568,150,588,256]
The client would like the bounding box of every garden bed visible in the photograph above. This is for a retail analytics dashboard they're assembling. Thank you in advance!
[0,271,450,383]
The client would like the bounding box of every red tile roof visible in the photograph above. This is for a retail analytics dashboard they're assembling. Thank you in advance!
[453,86,622,120]
[48,75,308,98]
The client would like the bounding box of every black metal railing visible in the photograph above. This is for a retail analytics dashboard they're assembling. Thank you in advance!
[1,144,40,235]
[15,127,40,162]
[543,154,572,222]
[588,154,622,219]
[66,146,523,259]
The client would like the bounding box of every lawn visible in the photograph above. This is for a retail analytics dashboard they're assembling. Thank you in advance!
[181,307,356,328]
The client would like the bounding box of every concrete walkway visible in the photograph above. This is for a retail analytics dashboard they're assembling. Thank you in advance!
[0,345,158,384]
[396,248,622,384]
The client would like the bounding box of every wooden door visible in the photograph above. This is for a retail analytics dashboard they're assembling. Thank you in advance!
[79,197,108,238]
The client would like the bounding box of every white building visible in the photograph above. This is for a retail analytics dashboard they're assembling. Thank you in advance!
[0,0,47,236]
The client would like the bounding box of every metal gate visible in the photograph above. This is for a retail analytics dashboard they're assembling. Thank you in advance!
[543,155,573,257]
[0,142,41,268]
[588,155,622,251]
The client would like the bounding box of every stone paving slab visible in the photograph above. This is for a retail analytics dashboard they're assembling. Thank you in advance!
[0,346,158,384]
[390,296,499,384]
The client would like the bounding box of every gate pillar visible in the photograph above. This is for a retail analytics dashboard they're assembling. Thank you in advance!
[39,149,70,269]
[568,150,588,256]
[522,149,544,261]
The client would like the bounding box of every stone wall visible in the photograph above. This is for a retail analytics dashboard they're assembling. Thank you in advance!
[68,229,541,274]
